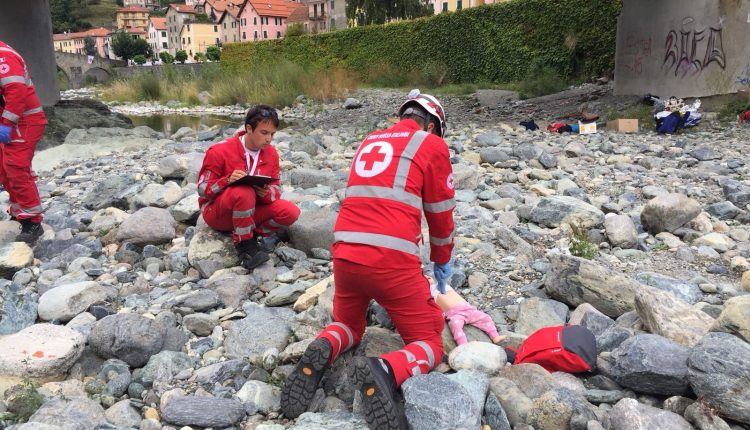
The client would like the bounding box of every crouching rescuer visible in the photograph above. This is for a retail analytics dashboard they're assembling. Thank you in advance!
[281,90,455,429]
[197,105,300,269]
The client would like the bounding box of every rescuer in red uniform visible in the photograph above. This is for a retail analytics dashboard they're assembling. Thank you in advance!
[0,40,47,244]
[197,105,300,269]
[282,90,455,429]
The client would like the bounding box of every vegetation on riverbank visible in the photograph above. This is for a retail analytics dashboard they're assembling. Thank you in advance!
[101,62,358,107]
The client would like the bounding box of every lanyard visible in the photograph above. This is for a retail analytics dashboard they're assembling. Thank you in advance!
[242,135,260,175]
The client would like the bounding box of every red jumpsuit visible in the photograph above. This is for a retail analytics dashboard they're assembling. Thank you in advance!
[318,119,455,387]
[197,131,300,244]
[0,41,46,223]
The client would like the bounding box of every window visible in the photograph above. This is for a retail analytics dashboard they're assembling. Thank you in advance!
[162,31,167,37]
[188,37,191,44]
[321,4,325,15]
[182,37,185,44]
[187,24,191,30]
[456,0,462,9]
[214,25,218,32]
[253,17,257,25]
[243,31,247,39]
[254,31,257,39]
[313,4,317,17]
[442,2,447,11]
[331,1,335,10]
[276,31,281,38]
[263,30,267,38]
[223,22,226,28]
[162,42,168,48]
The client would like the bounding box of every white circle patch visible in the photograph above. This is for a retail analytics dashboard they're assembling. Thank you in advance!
[355,141,393,178]
[446,173,455,190]
[0,64,9,75]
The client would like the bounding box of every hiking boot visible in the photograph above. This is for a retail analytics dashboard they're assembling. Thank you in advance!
[351,356,408,430]
[257,230,290,254]
[281,338,333,418]
[235,239,269,270]
[17,219,43,244]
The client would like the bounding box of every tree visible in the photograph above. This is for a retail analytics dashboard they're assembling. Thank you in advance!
[50,0,93,32]
[159,51,175,64]
[175,50,188,64]
[286,23,304,37]
[111,31,150,61]
[83,36,97,56]
[194,52,206,63]
[206,46,221,62]
[346,0,433,26]
[133,54,147,65]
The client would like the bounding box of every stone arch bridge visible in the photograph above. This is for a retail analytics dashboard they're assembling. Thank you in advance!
[55,51,126,89]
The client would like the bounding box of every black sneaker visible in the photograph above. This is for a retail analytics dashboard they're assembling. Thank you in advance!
[352,356,408,430]
[235,238,269,270]
[281,338,333,418]
[17,219,43,244]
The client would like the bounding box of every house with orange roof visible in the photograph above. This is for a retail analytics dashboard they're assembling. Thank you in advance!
[123,0,159,9]
[218,1,244,44]
[53,27,113,58]
[166,3,197,55]
[148,16,169,54]
[239,0,298,41]
[116,6,150,30]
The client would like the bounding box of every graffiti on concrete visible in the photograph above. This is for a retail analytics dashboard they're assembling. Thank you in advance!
[737,63,750,86]
[623,35,652,75]
[663,16,726,78]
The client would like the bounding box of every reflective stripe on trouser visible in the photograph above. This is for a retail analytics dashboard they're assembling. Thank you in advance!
[329,258,444,388]
[0,123,44,223]
[253,200,300,237]
[255,218,285,236]
[318,321,358,365]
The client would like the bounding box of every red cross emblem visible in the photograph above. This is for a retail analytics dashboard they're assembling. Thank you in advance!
[355,142,394,178]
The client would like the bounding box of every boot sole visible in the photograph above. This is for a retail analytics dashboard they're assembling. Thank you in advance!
[241,252,270,270]
[352,357,407,430]
[281,338,332,419]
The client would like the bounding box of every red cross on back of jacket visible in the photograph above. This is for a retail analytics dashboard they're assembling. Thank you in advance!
[333,119,456,269]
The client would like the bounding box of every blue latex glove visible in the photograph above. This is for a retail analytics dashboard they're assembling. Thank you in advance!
[0,125,11,144]
[433,262,453,294]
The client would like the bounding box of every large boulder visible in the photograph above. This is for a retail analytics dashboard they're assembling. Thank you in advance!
[89,313,168,367]
[0,283,37,335]
[188,216,240,275]
[633,272,702,305]
[134,182,183,209]
[158,152,203,180]
[604,214,638,249]
[0,242,33,278]
[688,332,750,424]
[172,193,200,223]
[634,287,714,347]
[515,297,568,335]
[224,303,294,361]
[402,372,481,430]
[37,281,117,322]
[529,196,604,228]
[710,295,750,342]
[640,193,701,234]
[0,324,85,377]
[26,396,107,429]
[609,398,692,430]
[544,254,646,318]
[81,174,138,210]
[289,206,337,254]
[116,207,176,245]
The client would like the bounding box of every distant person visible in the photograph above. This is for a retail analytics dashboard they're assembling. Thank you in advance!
[281,90,454,430]
[196,105,300,269]
[0,40,46,243]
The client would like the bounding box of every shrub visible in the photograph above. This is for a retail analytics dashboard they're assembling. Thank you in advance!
[159,51,174,64]
[518,59,570,99]
[175,50,188,64]
[206,46,220,61]
[133,54,147,65]
[569,233,598,259]
[138,73,161,100]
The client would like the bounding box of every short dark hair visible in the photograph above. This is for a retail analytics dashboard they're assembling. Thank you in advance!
[245,104,279,130]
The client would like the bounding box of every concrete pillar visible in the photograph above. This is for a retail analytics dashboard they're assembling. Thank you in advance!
[0,0,60,106]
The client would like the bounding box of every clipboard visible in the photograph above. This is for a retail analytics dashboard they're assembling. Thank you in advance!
[229,175,278,186]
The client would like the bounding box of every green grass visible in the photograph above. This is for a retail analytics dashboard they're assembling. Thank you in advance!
[604,104,654,129]
[718,100,750,125]
[518,60,572,99]
[79,0,119,29]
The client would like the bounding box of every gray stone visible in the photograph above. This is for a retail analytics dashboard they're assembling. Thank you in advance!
[597,325,633,352]
[193,359,245,385]
[484,393,512,430]
[225,303,294,361]
[603,334,690,396]
[289,206,337,254]
[402,372,481,430]
[82,175,136,210]
[707,201,741,220]
[604,214,639,249]
[579,311,616,337]
[140,351,194,386]
[445,370,489,422]
[158,152,203,180]
[538,151,558,168]
[236,380,281,414]
[476,132,503,147]
[289,411,369,429]
[513,142,544,160]
[634,287,714,347]
[527,387,598,430]
[448,342,507,375]
[205,272,257,308]
[104,399,142,428]
[584,389,629,404]
[0,242,33,278]
[116,207,176,245]
[0,324,85,378]
[711,295,750,343]
[290,168,345,189]
[689,147,720,161]
[161,396,246,427]
[684,402,733,430]
[343,98,362,109]
[89,313,168,367]
[687,332,750,424]
[609,398,692,430]
[27,397,107,430]
[515,297,569,335]
[182,313,218,336]
[480,147,510,164]
[722,180,750,208]
[634,272,702,305]
[37,281,116,322]
[265,282,307,307]
[640,193,701,234]
[169,288,220,312]
[530,196,605,228]
[134,182,183,209]
[171,193,200,223]
[0,285,37,335]
[187,216,240,274]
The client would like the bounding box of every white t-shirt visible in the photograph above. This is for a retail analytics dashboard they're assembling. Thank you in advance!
[241,135,261,174]
[429,281,454,300]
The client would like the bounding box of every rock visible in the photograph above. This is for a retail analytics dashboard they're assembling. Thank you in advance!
[634,287,714,347]
[187,216,240,274]
[289,411,369,429]
[140,351,194,386]
[27,396,107,429]
[692,232,735,253]
[161,396,246,427]
[37,282,116,322]
[116,207,176,245]
[743,271,750,292]
[0,285,37,335]
[476,132,503,147]
[82,175,136,210]
[0,242,33,278]
[89,313,168,367]
[684,402,733,430]
[544,254,646,318]
[343,98,362,109]
[158,152,203,180]
[604,214,638,249]
[445,370,489,423]
[721,179,750,208]
[402,372,481,430]
[205,270,257,307]
[633,272,702,305]
[527,387,598,430]
[182,313,218,336]
[488,377,533,427]
[293,275,333,312]
[640,193,701,234]
[289,206,337,254]
[224,303,293,361]
[104,399,142,428]
[603,334,690,396]
[0,324,85,377]
[448,342,507,375]
[515,297,568,335]
[134,182,183,208]
[687,332,750,424]
[529,196,605,228]
[711,296,750,343]
[707,201,741,220]
[171,193,200,223]
[480,148,510,164]
[609,398,692,430]
[484,393,512,430]
[265,282,307,306]
[236,380,281,414]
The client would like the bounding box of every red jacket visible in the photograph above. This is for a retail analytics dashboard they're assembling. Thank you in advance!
[197,131,281,208]
[333,119,455,269]
[0,41,46,128]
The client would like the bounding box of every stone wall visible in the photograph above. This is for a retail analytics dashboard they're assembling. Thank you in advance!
[615,0,750,97]
[113,63,206,78]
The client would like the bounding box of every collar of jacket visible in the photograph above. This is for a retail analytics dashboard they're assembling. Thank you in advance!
[395,118,422,131]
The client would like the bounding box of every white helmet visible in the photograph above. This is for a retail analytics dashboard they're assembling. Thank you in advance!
[397,89,447,137]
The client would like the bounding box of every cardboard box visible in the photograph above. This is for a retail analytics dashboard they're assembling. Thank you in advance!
[578,121,597,134]
[606,119,639,133]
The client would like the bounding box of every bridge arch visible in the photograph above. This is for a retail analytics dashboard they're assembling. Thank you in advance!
[54,51,126,89]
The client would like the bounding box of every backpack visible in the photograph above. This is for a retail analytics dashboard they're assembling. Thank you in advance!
[507,325,597,373]
[656,111,683,134]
